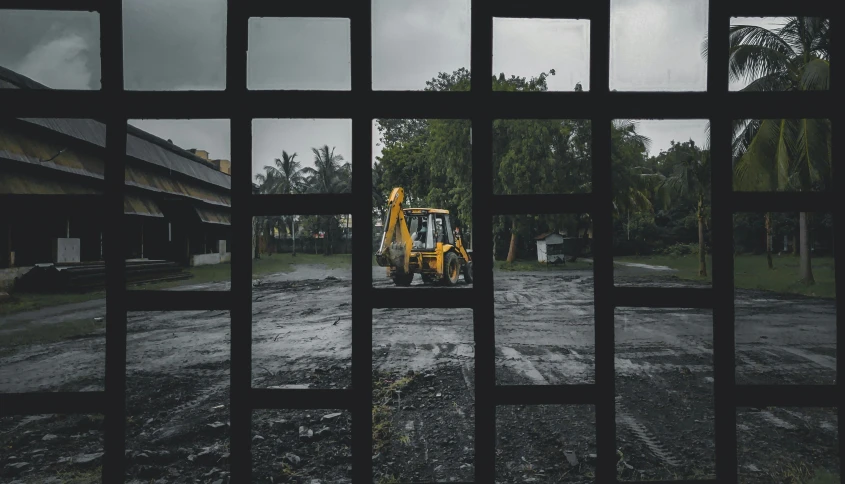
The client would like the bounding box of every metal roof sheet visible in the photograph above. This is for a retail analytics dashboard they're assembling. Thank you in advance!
[2,127,229,207]
[0,171,101,195]
[17,117,230,190]
[125,164,230,207]
[0,65,229,191]
[194,205,231,225]
[124,194,164,217]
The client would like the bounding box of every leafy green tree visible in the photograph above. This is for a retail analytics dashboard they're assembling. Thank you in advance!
[703,17,831,284]
[375,68,653,263]
[654,140,712,276]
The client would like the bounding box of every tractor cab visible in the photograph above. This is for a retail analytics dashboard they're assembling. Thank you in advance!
[404,209,456,252]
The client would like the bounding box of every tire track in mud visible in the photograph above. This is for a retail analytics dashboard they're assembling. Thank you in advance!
[615,399,683,468]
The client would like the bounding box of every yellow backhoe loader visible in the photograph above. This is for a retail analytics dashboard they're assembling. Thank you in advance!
[375,187,473,286]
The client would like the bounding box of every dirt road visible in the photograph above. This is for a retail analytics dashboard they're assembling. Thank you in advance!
[0,264,837,483]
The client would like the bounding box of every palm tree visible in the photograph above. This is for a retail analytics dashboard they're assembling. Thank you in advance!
[301,145,352,255]
[655,140,712,277]
[264,151,304,256]
[611,120,656,249]
[702,17,831,284]
[253,170,277,259]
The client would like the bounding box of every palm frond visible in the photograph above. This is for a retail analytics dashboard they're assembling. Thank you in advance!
[740,70,794,92]
[799,58,830,91]
[728,24,795,83]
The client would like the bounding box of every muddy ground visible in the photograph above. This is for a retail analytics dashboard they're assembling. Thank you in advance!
[0,264,839,483]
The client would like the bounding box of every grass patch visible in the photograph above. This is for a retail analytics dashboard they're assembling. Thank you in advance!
[372,371,415,455]
[495,259,594,272]
[0,254,353,316]
[253,253,352,276]
[614,254,835,299]
[0,317,105,357]
[0,291,106,317]
[767,462,840,484]
[54,466,102,484]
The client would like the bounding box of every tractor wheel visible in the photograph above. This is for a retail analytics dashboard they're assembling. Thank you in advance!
[463,261,474,284]
[443,252,460,286]
[393,272,414,287]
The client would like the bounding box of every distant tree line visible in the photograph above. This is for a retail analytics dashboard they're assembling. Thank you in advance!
[253,145,352,257]
[372,16,830,285]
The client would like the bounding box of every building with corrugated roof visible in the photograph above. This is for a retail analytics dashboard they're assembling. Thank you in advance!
[0,66,231,287]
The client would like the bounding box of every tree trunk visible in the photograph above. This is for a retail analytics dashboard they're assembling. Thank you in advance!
[323,217,330,256]
[292,217,297,257]
[254,219,260,260]
[627,210,630,240]
[792,234,798,256]
[799,212,815,284]
[506,217,518,263]
[697,197,707,277]
[765,212,773,269]
[267,220,273,255]
[346,215,350,254]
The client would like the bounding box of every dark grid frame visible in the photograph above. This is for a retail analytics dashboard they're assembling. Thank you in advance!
[0,0,840,482]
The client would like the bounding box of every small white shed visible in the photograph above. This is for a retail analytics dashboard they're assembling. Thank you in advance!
[535,232,566,263]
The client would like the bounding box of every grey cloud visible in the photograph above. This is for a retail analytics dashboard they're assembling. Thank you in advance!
[610,0,709,91]
[248,18,351,91]
[0,10,100,89]
[17,33,93,90]
[3,4,784,173]
[493,18,590,91]
[128,119,231,160]
[123,0,227,90]
[372,0,471,90]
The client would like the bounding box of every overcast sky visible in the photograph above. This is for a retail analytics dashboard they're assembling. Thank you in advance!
[1,2,787,172]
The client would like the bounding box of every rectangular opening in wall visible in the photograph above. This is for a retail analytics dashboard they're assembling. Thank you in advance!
[372,0,471,91]
[123,0,226,90]
[372,118,472,288]
[729,17,829,92]
[737,407,839,483]
[0,116,107,393]
[734,211,835,385]
[251,214,352,391]
[0,10,101,90]
[125,119,232,291]
[492,119,592,194]
[252,408,352,482]
[372,308,475,482]
[0,413,105,482]
[253,119,352,195]
[493,18,590,92]
[494,213,596,386]
[610,0,709,91]
[125,310,231,482]
[496,405,596,482]
[615,306,715,480]
[611,119,713,287]
[248,17,351,91]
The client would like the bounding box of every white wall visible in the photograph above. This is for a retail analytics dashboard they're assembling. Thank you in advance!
[536,240,547,262]
[191,252,232,267]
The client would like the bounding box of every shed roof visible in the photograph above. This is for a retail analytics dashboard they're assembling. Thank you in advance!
[0,66,230,191]
[535,232,564,241]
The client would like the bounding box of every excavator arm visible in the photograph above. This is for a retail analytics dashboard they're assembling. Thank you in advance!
[375,187,413,274]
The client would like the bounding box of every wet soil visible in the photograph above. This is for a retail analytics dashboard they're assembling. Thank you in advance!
[0,264,839,483]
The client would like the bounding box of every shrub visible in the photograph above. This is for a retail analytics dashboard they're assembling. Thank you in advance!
[659,243,703,257]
